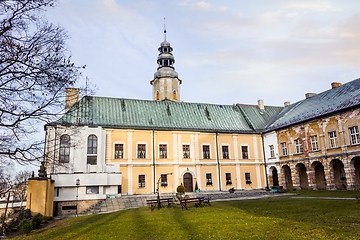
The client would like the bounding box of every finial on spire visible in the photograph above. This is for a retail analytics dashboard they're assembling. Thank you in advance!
[163,17,167,41]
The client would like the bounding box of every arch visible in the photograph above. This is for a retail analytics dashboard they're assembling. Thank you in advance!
[270,166,279,186]
[59,134,70,163]
[312,161,326,190]
[351,157,360,189]
[281,165,293,189]
[183,173,193,192]
[296,163,308,189]
[173,90,177,100]
[155,91,159,100]
[330,159,347,190]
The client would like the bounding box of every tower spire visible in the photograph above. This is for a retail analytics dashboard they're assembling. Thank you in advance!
[163,18,167,41]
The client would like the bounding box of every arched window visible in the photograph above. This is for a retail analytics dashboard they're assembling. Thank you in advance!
[173,90,177,100]
[59,134,70,163]
[87,134,97,165]
[156,91,159,100]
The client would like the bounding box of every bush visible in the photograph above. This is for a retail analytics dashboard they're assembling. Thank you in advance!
[176,183,185,193]
[19,219,32,235]
[31,213,43,229]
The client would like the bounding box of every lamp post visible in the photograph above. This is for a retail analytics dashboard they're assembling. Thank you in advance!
[75,178,80,216]
[156,173,172,210]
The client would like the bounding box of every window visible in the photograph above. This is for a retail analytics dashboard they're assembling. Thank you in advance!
[281,142,287,156]
[245,172,252,184]
[55,187,60,197]
[295,139,303,154]
[138,175,145,188]
[114,144,124,159]
[241,146,248,159]
[86,186,99,194]
[155,91,159,100]
[349,126,359,145]
[59,134,70,163]
[206,173,212,186]
[137,144,146,158]
[183,145,190,158]
[87,135,97,165]
[226,173,232,185]
[160,174,168,186]
[203,145,210,159]
[328,131,337,148]
[173,90,177,100]
[222,146,229,159]
[269,145,275,158]
[310,135,319,151]
[159,144,167,158]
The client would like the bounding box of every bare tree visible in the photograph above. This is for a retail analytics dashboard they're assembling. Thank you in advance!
[0,0,84,164]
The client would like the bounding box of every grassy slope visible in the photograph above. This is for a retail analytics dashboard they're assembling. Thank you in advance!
[15,191,360,240]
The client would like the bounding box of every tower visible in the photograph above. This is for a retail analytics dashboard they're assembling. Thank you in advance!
[150,28,182,102]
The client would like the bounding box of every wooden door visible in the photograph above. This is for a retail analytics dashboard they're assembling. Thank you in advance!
[183,173,193,192]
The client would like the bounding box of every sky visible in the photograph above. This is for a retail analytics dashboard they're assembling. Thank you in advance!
[45,0,360,107]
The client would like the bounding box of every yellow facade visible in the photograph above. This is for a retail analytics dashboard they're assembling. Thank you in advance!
[106,129,266,194]
[26,178,54,217]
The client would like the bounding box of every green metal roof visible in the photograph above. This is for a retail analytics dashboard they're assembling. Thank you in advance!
[49,97,259,133]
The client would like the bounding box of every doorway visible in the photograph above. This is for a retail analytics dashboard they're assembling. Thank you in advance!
[183,173,193,192]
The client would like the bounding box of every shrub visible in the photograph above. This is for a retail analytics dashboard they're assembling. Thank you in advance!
[19,219,32,235]
[176,183,185,193]
[31,213,43,229]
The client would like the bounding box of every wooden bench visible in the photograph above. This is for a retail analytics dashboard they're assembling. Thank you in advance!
[146,198,175,211]
[180,197,204,210]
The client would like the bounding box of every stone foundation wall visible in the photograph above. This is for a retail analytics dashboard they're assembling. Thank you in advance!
[56,199,102,216]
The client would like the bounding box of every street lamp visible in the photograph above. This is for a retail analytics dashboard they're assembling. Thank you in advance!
[156,173,172,210]
[75,178,80,216]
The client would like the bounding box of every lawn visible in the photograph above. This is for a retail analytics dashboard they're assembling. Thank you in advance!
[13,191,360,240]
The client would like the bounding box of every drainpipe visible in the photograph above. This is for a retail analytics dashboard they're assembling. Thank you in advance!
[215,132,222,191]
[261,132,269,190]
[152,130,156,194]
[52,126,57,174]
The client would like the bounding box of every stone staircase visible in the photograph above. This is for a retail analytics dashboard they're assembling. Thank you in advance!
[80,190,279,215]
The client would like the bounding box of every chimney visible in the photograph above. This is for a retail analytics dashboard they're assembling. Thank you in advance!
[284,101,290,107]
[331,82,342,89]
[305,93,316,99]
[258,100,264,111]
[65,88,79,112]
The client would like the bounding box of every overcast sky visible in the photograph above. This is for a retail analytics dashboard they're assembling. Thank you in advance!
[46,0,360,107]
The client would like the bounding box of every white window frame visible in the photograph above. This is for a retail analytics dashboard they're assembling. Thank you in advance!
[269,145,275,158]
[202,144,211,159]
[159,143,167,159]
[349,126,359,145]
[328,131,337,148]
[241,145,249,159]
[295,139,303,154]
[221,145,230,159]
[310,135,319,151]
[182,144,190,159]
[206,173,213,186]
[114,142,125,159]
[137,143,147,159]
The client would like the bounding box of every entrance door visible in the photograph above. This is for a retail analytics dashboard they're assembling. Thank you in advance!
[183,173,193,192]
[272,168,279,186]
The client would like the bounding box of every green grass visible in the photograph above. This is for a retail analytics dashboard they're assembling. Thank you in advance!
[14,191,360,240]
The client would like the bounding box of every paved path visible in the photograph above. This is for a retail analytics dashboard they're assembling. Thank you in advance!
[81,190,284,215]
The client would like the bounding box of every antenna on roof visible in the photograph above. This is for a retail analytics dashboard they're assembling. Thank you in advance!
[163,17,167,41]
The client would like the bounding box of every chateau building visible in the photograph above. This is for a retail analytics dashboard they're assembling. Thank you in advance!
[44,31,360,215]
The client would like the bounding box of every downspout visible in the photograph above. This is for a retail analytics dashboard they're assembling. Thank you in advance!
[215,132,221,191]
[261,132,269,190]
[152,130,156,194]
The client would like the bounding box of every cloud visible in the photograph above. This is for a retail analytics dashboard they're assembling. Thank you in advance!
[284,1,341,12]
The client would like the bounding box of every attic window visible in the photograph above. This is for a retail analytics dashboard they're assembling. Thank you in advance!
[205,107,211,120]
